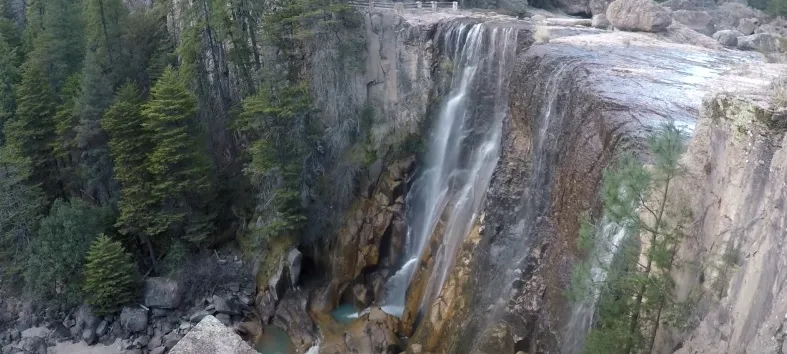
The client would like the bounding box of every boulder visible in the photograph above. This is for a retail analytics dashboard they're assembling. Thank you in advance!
[672,10,715,36]
[215,314,231,326]
[150,347,166,354]
[737,33,783,52]
[95,320,109,337]
[144,277,182,309]
[189,311,211,323]
[81,328,97,345]
[254,290,277,324]
[268,264,286,301]
[713,29,743,47]
[606,0,672,32]
[737,17,759,35]
[73,305,100,336]
[163,332,181,349]
[285,248,302,287]
[213,296,242,316]
[592,14,611,29]
[120,307,149,333]
[169,316,257,354]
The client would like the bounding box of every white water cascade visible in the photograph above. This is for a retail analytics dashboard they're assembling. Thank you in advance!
[562,219,630,353]
[382,22,518,317]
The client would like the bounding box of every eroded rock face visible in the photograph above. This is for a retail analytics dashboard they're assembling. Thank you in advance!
[407,25,767,354]
[327,157,412,306]
[737,17,759,35]
[606,0,672,32]
[656,68,787,353]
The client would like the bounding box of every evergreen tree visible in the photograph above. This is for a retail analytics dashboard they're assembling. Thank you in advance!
[83,234,136,315]
[0,145,45,289]
[102,83,156,263]
[142,66,214,244]
[571,123,691,354]
[52,75,82,195]
[237,82,317,248]
[0,31,18,130]
[27,0,85,92]
[6,63,59,196]
[25,198,113,304]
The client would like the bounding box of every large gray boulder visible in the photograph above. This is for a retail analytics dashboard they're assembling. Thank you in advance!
[144,277,182,309]
[737,17,759,35]
[606,0,672,32]
[713,29,743,47]
[737,33,783,53]
[169,316,256,354]
[120,306,149,333]
[672,10,715,36]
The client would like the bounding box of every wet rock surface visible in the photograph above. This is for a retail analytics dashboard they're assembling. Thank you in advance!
[407,16,771,353]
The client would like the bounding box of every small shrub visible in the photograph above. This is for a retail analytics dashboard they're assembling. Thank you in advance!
[770,77,787,108]
[83,234,137,315]
[534,26,551,44]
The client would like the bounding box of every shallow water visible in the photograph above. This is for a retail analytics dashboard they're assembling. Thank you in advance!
[254,326,295,354]
[329,304,362,325]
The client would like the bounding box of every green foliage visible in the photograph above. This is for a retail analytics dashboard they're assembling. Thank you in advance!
[6,63,59,195]
[103,83,153,237]
[0,145,45,290]
[570,122,690,354]
[237,82,318,249]
[83,234,137,315]
[25,198,113,304]
[142,66,215,243]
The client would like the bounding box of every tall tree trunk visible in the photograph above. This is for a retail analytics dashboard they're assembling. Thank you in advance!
[625,177,672,354]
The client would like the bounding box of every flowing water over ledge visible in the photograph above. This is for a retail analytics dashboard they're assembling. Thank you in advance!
[382,20,519,317]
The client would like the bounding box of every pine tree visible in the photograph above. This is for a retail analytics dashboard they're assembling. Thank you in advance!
[83,234,136,315]
[142,66,214,244]
[571,123,691,354]
[6,63,59,196]
[0,145,45,289]
[27,0,85,92]
[0,31,18,130]
[102,83,156,264]
[25,198,113,304]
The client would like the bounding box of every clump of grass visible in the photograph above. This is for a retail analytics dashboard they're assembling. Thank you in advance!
[534,25,550,44]
[771,77,787,108]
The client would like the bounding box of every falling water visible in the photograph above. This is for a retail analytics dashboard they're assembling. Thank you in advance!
[382,22,518,316]
[562,219,629,353]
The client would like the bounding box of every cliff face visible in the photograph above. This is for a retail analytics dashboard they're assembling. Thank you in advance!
[408,27,771,353]
[661,67,787,354]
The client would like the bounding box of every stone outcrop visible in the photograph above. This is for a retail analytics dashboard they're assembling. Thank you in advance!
[737,33,784,53]
[325,157,412,307]
[169,316,256,354]
[606,0,672,32]
[737,17,759,35]
[655,67,787,353]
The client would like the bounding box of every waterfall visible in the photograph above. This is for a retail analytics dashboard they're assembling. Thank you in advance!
[382,22,518,316]
[562,219,629,353]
